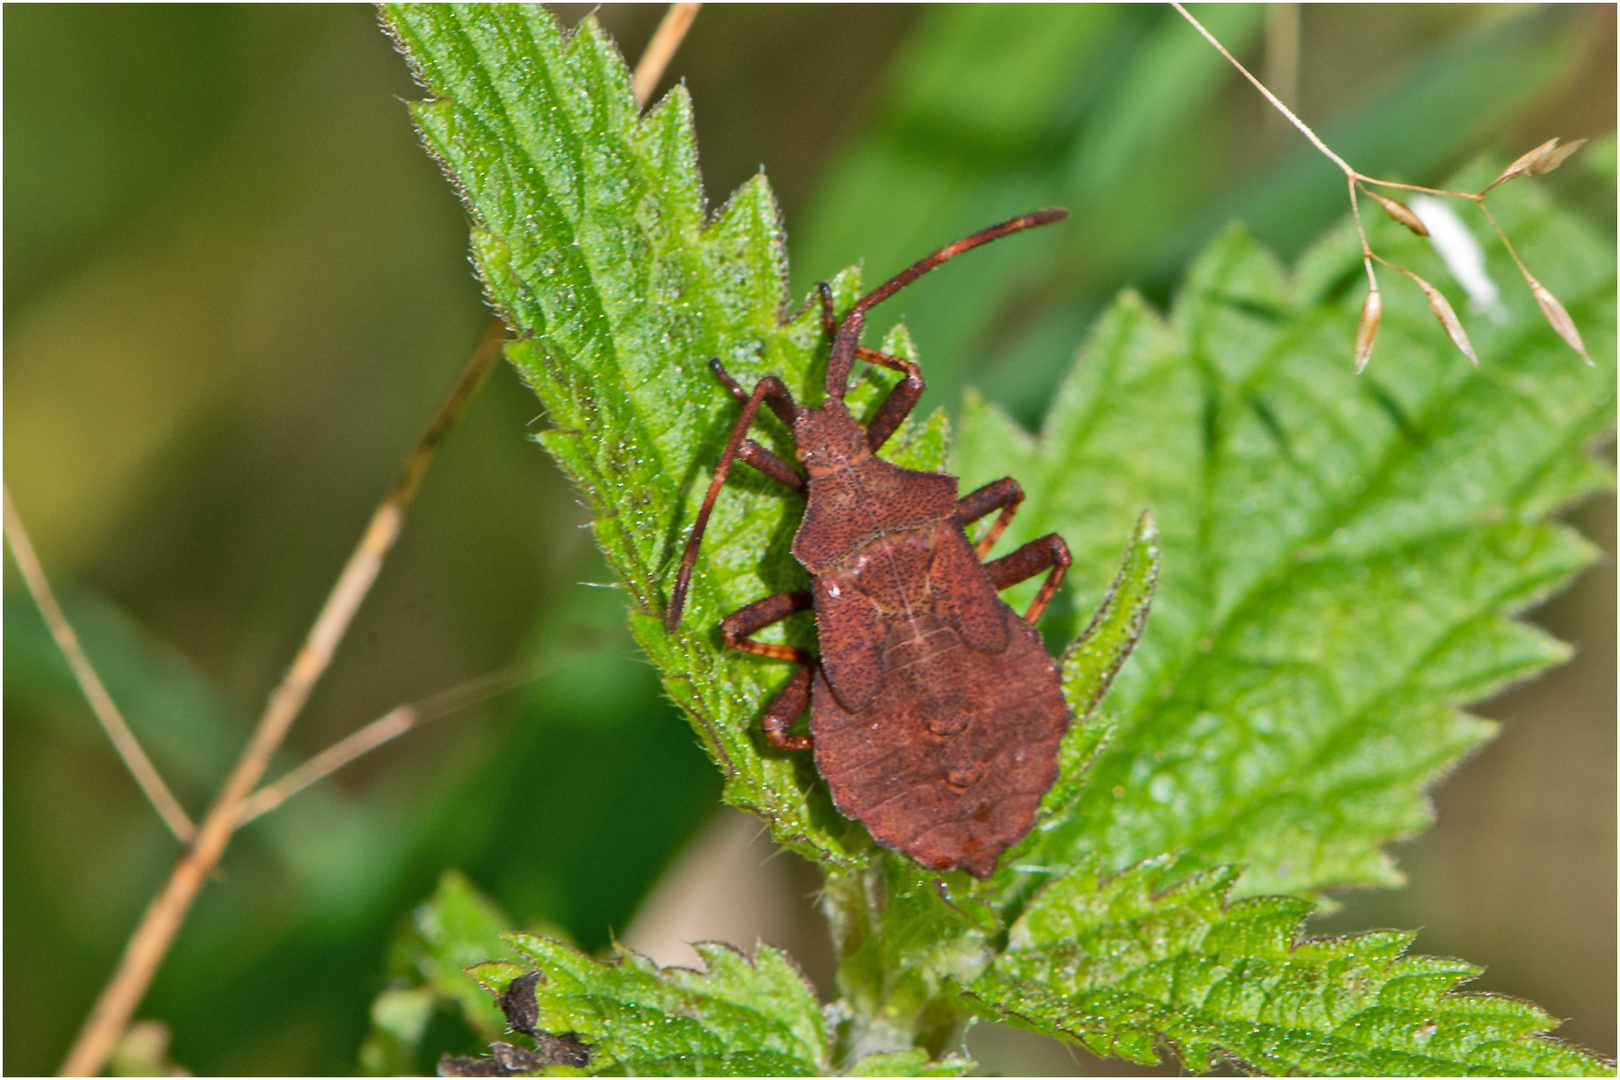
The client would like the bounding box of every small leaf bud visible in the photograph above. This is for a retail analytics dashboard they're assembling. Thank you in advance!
[1354,283,1382,374]
[1409,272,1477,366]
[1369,191,1429,236]
[1528,277,1592,365]
[1488,138,1561,190]
[1529,138,1586,176]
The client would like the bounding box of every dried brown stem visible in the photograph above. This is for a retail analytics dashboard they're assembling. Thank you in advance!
[4,487,197,845]
[1176,2,1593,367]
[1347,176,1373,260]
[236,656,551,826]
[632,3,702,108]
[1172,3,1564,208]
[1262,2,1299,141]
[1171,2,1353,176]
[242,707,416,826]
[1356,177,1477,200]
[57,318,506,1077]
[1475,201,1531,280]
[1175,2,1471,199]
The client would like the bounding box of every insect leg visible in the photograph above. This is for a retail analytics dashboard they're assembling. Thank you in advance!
[981,534,1072,624]
[666,375,802,631]
[858,346,926,451]
[759,667,814,752]
[711,357,796,427]
[736,442,805,491]
[817,282,838,338]
[706,360,804,491]
[955,477,1025,558]
[720,590,815,661]
[721,590,816,752]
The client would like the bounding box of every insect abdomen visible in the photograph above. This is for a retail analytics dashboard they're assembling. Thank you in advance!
[810,603,1069,879]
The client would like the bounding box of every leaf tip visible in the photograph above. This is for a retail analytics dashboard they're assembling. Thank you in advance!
[1135,508,1159,545]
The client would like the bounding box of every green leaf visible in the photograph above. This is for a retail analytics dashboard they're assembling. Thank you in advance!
[822,855,998,1066]
[845,1048,972,1077]
[792,5,1588,423]
[361,870,530,1075]
[993,511,1159,884]
[952,173,1615,900]
[1061,510,1160,720]
[962,859,1612,1076]
[379,3,931,871]
[468,936,830,1076]
[383,7,1613,1072]
[381,0,1162,909]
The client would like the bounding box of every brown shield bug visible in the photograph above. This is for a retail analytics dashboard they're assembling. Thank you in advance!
[666,210,1072,879]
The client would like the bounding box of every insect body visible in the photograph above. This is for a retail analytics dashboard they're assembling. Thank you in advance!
[667,210,1073,878]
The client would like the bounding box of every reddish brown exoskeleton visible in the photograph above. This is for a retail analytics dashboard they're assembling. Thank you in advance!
[666,210,1072,879]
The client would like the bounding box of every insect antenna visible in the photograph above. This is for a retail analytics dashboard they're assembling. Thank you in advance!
[824,208,1069,398]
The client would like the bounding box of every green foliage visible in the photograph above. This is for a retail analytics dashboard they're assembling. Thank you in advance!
[792,4,1593,423]
[842,1049,972,1077]
[386,2,880,871]
[953,185,1615,901]
[380,4,1613,1076]
[370,871,837,1077]
[965,857,1611,1076]
[468,937,829,1076]
[362,870,535,1075]
[3,590,246,805]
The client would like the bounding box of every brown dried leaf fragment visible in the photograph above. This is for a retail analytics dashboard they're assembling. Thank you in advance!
[490,1042,547,1074]
[498,971,542,1035]
[1488,138,1560,190]
[1529,137,1586,175]
[534,1032,593,1070]
[436,1035,591,1077]
[1484,137,1586,192]
[1408,272,1477,366]
[1354,281,1382,374]
[1368,190,1429,236]
[1528,276,1593,365]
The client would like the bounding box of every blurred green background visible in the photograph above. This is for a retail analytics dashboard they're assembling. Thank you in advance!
[4,4,1612,1074]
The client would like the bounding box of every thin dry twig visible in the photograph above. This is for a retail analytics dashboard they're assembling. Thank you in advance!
[632,3,702,108]
[57,9,710,1066]
[1172,2,1351,174]
[57,319,506,1078]
[1172,2,1593,368]
[4,487,197,845]
[1261,2,1300,142]
[236,656,553,826]
[57,5,709,1068]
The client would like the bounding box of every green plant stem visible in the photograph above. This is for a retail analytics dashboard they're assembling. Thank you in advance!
[824,860,981,1068]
